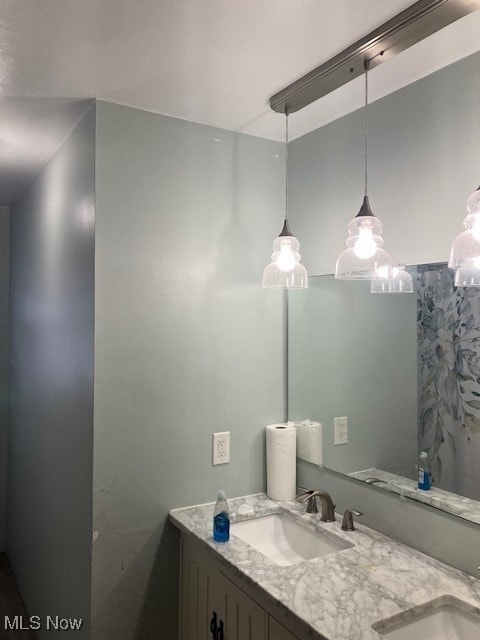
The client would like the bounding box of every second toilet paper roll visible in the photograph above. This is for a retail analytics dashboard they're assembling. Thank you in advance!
[266,423,296,501]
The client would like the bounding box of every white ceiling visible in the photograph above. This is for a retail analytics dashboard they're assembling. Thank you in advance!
[0,1,479,205]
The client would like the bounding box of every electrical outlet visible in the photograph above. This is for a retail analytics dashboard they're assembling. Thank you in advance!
[212,432,230,465]
[334,417,348,445]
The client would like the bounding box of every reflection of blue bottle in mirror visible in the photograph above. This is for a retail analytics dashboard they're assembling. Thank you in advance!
[418,451,431,491]
[213,490,230,542]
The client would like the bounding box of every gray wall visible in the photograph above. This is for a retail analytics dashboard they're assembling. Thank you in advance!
[290,51,480,576]
[289,275,417,479]
[0,206,8,551]
[8,104,95,637]
[93,102,285,639]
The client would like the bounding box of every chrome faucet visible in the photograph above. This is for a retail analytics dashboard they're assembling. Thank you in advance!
[341,508,363,531]
[296,489,336,522]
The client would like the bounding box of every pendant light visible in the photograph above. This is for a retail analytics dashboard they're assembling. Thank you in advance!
[262,106,308,289]
[448,186,480,286]
[335,60,392,280]
[370,263,414,293]
[454,267,480,287]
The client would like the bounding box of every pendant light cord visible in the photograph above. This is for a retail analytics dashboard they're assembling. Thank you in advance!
[364,59,369,198]
[285,104,290,222]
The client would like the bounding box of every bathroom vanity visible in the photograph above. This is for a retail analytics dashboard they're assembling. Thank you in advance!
[177,531,295,640]
[170,493,480,640]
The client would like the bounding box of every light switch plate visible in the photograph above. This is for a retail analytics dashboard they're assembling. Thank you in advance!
[334,417,348,445]
[212,431,230,465]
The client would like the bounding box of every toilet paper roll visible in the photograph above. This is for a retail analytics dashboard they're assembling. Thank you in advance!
[296,420,323,466]
[266,423,296,501]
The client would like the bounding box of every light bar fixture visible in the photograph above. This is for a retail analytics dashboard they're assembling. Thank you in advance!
[270,0,480,114]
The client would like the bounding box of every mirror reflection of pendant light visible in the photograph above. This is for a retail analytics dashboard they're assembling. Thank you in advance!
[335,60,392,280]
[262,106,308,289]
[371,263,414,294]
[448,187,480,286]
[454,268,480,287]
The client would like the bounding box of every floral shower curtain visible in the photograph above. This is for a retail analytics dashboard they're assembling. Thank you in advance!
[418,263,480,500]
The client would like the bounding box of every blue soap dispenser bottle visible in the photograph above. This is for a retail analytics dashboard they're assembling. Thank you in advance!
[213,490,230,542]
[418,451,431,491]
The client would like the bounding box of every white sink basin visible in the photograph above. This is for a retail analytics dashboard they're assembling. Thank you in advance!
[374,598,480,640]
[231,513,353,566]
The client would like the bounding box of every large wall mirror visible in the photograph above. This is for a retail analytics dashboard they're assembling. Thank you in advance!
[286,10,480,526]
[288,264,480,526]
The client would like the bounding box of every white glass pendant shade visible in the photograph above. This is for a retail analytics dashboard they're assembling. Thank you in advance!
[391,264,414,293]
[262,221,308,288]
[370,267,394,293]
[335,197,393,280]
[371,263,414,293]
[449,187,480,270]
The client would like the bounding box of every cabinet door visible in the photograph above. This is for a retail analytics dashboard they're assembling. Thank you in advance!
[213,572,268,640]
[269,617,300,640]
[180,534,268,640]
[181,537,217,640]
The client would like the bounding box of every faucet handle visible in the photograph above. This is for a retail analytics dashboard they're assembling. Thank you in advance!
[297,487,313,497]
[296,487,313,501]
[295,489,319,514]
[341,508,364,531]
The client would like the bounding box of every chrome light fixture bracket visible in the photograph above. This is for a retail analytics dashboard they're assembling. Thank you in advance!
[278,219,293,236]
[356,196,374,218]
[270,0,480,114]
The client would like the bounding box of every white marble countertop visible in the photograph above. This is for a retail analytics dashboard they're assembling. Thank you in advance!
[349,467,480,526]
[170,493,480,640]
